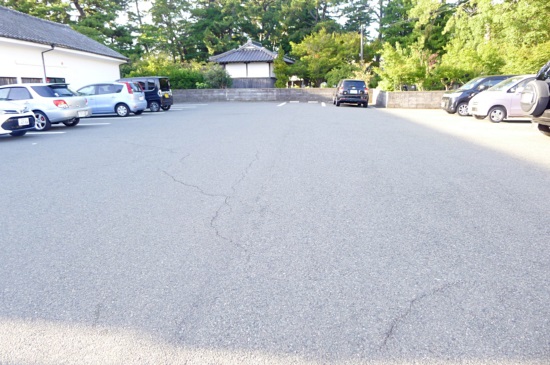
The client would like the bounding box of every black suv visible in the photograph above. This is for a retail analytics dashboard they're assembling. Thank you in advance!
[333,79,369,108]
[520,60,550,136]
[117,76,173,112]
[441,75,514,116]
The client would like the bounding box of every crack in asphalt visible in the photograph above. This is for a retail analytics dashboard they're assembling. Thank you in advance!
[161,151,260,258]
[379,281,464,350]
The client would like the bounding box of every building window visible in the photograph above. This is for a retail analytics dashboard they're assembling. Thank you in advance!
[0,77,17,86]
[22,77,43,83]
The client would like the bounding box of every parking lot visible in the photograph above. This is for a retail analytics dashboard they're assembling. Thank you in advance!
[1,103,550,364]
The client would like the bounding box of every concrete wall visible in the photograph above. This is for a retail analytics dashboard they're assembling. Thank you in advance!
[173,88,446,108]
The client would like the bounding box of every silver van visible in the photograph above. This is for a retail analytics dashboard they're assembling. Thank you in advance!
[77,82,147,117]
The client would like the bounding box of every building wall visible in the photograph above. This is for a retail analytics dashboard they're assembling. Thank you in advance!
[224,62,272,78]
[0,38,125,89]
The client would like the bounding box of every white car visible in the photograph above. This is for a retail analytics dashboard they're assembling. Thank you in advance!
[468,75,535,123]
[0,100,36,137]
[0,83,91,131]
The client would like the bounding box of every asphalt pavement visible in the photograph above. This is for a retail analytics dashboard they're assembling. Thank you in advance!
[1,102,549,364]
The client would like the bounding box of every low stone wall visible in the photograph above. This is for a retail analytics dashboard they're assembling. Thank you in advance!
[173,88,445,109]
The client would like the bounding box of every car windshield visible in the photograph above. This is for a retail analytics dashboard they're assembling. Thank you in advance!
[488,76,526,91]
[456,77,483,91]
[32,85,76,97]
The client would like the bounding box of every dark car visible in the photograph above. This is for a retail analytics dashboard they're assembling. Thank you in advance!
[117,76,173,112]
[333,79,369,108]
[441,75,515,116]
[520,60,550,136]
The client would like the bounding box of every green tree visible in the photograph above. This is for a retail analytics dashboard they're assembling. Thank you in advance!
[203,63,232,89]
[0,0,71,22]
[290,28,362,86]
[274,48,291,88]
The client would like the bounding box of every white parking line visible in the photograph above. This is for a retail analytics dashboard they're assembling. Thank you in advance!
[87,117,141,120]
[277,102,287,107]
[79,123,111,126]
[289,101,299,103]
[322,102,326,107]
[308,101,319,104]
[27,132,66,135]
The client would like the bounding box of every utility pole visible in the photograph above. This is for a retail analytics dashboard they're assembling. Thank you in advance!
[360,24,364,64]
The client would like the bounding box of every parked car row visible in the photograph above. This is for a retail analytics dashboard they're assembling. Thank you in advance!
[440,61,550,137]
[0,76,173,137]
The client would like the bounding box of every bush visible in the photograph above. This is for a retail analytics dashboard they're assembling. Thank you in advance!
[202,64,232,89]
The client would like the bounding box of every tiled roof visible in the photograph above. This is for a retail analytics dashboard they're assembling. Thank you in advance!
[0,6,127,61]
[210,41,294,64]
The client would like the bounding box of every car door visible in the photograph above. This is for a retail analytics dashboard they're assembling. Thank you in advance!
[509,78,535,117]
[77,85,98,113]
[94,84,117,114]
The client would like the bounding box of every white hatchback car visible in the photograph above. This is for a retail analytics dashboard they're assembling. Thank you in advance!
[468,75,535,123]
[77,82,147,117]
[0,83,91,131]
[0,100,36,137]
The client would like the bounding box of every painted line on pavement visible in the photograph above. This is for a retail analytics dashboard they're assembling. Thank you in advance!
[277,102,287,107]
[27,132,66,135]
[79,123,111,126]
[322,102,326,107]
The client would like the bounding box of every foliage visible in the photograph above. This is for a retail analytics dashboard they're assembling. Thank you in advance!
[125,54,204,89]
[202,63,233,89]
[274,48,291,88]
[290,28,362,86]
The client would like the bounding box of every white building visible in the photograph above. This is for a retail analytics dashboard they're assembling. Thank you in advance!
[209,41,294,88]
[0,6,128,89]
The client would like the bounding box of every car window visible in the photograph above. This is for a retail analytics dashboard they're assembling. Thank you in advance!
[78,85,96,96]
[481,78,505,88]
[128,82,142,92]
[159,78,171,91]
[510,77,535,92]
[8,87,32,100]
[343,81,366,89]
[137,81,147,90]
[0,88,10,100]
[146,80,156,90]
[32,85,75,97]
[457,77,483,91]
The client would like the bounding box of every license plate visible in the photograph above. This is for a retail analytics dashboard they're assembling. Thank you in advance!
[164,93,170,98]
[78,111,88,117]
[350,90,358,94]
[18,117,30,126]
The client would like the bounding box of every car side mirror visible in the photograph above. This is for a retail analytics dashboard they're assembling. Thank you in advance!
[478,85,487,91]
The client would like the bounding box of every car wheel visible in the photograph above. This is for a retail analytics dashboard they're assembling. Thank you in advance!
[161,105,171,111]
[473,115,485,120]
[538,124,550,137]
[335,100,341,107]
[134,110,144,115]
[34,111,51,131]
[149,101,161,112]
[488,106,506,123]
[457,102,469,116]
[115,103,130,117]
[362,102,368,108]
[63,118,80,127]
[10,130,27,137]
[520,80,549,117]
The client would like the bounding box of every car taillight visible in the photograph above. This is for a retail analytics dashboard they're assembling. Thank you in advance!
[125,82,133,94]
[53,100,69,109]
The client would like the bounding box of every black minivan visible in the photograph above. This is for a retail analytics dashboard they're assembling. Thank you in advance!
[117,76,173,112]
[441,75,515,116]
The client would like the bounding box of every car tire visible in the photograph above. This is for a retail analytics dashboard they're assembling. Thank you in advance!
[149,101,161,112]
[10,130,27,137]
[488,106,506,123]
[362,102,368,108]
[538,124,550,137]
[520,80,549,117]
[161,105,171,111]
[134,110,144,115]
[63,118,80,127]
[34,111,51,131]
[115,103,130,117]
[335,100,341,107]
[457,102,469,116]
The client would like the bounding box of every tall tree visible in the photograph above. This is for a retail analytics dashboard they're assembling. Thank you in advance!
[0,0,71,23]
